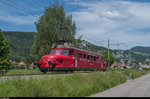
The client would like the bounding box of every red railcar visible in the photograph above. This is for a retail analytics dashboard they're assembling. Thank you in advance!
[35,40,107,73]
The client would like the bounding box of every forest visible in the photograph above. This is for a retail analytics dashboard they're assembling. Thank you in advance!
[3,31,36,63]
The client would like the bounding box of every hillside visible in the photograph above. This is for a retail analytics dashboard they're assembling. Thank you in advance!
[130,46,150,54]
[79,40,108,53]
[3,31,36,62]
[112,49,150,65]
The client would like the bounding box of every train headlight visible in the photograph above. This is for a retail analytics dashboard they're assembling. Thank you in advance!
[52,59,56,62]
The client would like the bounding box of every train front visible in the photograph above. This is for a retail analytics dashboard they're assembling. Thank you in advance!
[35,49,63,73]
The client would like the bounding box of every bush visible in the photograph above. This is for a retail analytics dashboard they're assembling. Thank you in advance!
[142,68,150,71]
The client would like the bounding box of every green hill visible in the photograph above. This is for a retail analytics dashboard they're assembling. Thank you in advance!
[3,31,36,62]
[130,46,150,54]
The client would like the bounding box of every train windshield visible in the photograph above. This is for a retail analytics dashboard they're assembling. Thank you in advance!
[51,50,55,54]
[61,49,68,55]
[56,50,61,54]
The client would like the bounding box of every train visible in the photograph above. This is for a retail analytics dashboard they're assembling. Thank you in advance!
[35,40,107,73]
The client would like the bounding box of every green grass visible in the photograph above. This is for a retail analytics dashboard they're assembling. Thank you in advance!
[121,69,149,79]
[0,69,149,97]
[108,68,150,79]
[0,71,126,97]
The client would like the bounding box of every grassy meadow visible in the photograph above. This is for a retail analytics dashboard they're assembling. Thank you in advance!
[0,69,149,97]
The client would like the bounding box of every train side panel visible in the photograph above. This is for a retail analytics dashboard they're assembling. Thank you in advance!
[75,51,104,71]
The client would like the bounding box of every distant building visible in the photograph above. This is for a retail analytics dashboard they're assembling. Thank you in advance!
[141,64,150,68]
[18,61,26,66]
[111,61,130,69]
[11,60,18,65]
[120,61,126,68]
[110,64,115,68]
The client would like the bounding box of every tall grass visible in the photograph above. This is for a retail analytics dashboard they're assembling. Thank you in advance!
[0,69,149,97]
[0,72,126,97]
[121,69,149,79]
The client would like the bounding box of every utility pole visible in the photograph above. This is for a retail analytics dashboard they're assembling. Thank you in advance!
[108,39,110,70]
[107,39,127,70]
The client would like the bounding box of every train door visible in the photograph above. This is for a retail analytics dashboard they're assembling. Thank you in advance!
[82,53,87,68]
[78,52,83,68]
[100,57,103,69]
[93,56,97,68]
[90,55,94,68]
[97,57,100,68]
[102,56,106,69]
[75,51,77,68]
[87,55,91,68]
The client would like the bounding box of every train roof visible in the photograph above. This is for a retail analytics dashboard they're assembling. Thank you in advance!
[51,43,103,56]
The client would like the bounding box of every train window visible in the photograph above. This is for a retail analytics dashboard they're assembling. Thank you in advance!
[55,50,60,54]
[69,50,74,56]
[99,57,102,63]
[91,56,93,62]
[97,57,99,63]
[61,50,68,55]
[87,55,90,61]
[51,50,55,54]
[79,53,83,60]
[83,54,86,61]
[94,56,96,62]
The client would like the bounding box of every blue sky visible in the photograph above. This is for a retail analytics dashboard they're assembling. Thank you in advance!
[1,0,150,49]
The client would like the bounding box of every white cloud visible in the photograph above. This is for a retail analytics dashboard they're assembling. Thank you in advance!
[99,11,132,21]
[68,0,150,49]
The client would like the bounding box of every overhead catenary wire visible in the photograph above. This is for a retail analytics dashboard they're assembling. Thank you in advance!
[0,0,39,18]
[7,0,40,17]
[76,33,107,47]
[76,33,131,51]
[21,0,44,11]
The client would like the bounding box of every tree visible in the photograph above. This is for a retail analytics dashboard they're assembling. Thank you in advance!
[102,51,115,67]
[75,35,82,48]
[31,3,76,61]
[0,30,12,75]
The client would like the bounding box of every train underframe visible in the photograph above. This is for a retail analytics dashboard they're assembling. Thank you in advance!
[39,67,106,73]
